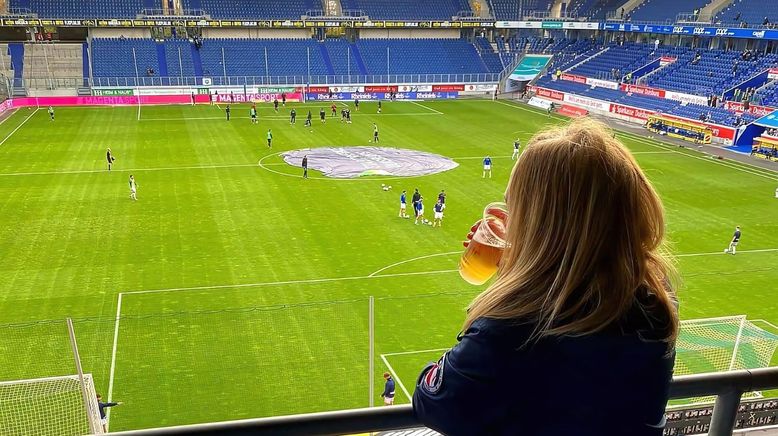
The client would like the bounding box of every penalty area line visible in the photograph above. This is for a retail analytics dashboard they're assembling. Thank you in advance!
[0,108,38,148]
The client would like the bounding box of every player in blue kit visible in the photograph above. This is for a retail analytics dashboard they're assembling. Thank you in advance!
[512,139,521,160]
[432,200,444,228]
[414,198,425,225]
[483,156,492,178]
[725,226,741,255]
[399,190,408,218]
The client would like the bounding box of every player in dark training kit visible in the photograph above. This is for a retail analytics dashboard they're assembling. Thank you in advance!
[354,98,360,111]
[106,148,115,171]
[48,106,55,121]
[225,104,231,121]
[319,108,326,123]
[305,110,313,127]
[273,98,279,112]
[412,188,421,218]
[302,155,308,179]
[266,129,273,148]
[372,123,379,143]
[725,226,741,255]
[281,93,286,107]
[290,109,297,124]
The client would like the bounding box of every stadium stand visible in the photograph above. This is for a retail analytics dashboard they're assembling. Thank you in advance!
[755,81,778,107]
[716,0,778,27]
[475,37,505,73]
[198,38,328,78]
[489,0,554,20]
[91,38,159,78]
[165,40,197,78]
[647,50,778,97]
[356,38,491,75]
[182,0,316,19]
[322,39,364,76]
[11,0,149,18]
[568,42,679,80]
[587,0,627,19]
[339,0,471,20]
[627,0,714,22]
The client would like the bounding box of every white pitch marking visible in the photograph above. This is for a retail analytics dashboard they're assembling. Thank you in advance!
[368,251,461,277]
[409,101,444,114]
[123,268,459,296]
[380,354,412,401]
[676,248,778,258]
[382,348,449,357]
[0,109,18,127]
[0,163,260,177]
[0,108,38,148]
[106,292,123,425]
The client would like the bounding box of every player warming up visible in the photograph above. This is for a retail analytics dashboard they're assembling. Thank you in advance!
[106,148,115,171]
[414,197,425,225]
[331,103,337,117]
[483,156,492,178]
[250,104,258,124]
[432,200,444,228]
[319,107,326,123]
[438,190,446,210]
[266,129,273,148]
[302,155,308,179]
[128,175,138,201]
[273,98,279,113]
[381,373,395,405]
[225,104,231,121]
[512,139,521,160]
[377,100,382,114]
[290,108,297,125]
[305,110,313,127]
[372,123,379,143]
[725,226,741,255]
[97,394,122,433]
[399,190,408,218]
[48,106,55,121]
[355,98,360,111]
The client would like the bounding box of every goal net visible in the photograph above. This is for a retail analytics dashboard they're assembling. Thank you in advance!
[671,315,778,405]
[0,374,103,435]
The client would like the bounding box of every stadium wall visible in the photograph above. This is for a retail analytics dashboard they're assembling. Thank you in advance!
[90,28,151,38]
[201,29,310,39]
[359,29,460,39]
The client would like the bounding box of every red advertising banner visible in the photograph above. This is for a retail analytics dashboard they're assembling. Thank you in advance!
[431,84,464,92]
[535,87,564,101]
[724,101,776,117]
[769,68,778,80]
[365,85,399,92]
[558,104,589,117]
[561,73,587,84]
[307,86,329,93]
[620,83,666,99]
[660,56,677,66]
[609,103,655,121]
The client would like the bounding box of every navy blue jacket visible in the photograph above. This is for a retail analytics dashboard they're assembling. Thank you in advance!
[413,307,675,435]
[98,401,118,419]
[383,378,396,398]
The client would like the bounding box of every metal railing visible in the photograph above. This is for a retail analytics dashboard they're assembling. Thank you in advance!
[110,367,778,436]
[86,73,501,88]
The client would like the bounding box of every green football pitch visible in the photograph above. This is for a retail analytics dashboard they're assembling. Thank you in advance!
[0,100,776,432]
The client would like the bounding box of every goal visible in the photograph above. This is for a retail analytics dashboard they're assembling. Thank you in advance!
[0,374,103,435]
[675,316,778,375]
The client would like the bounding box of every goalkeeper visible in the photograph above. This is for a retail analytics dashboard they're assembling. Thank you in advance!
[97,393,123,432]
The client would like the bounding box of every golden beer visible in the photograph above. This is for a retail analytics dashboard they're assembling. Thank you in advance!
[458,203,508,285]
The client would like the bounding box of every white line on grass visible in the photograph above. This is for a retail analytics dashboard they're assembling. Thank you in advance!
[140,113,442,121]
[369,251,460,277]
[0,163,260,177]
[106,292,123,426]
[382,348,449,357]
[380,354,412,401]
[0,108,38,148]
[123,268,459,296]
[676,248,778,258]
[410,101,444,114]
[753,319,778,331]
[0,109,18,127]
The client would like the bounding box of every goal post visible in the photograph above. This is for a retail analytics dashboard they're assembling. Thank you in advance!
[0,374,103,435]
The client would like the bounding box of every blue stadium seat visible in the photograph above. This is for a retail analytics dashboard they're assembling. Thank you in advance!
[12,0,145,18]
[489,0,554,20]
[628,0,711,22]
[356,38,490,75]
[716,0,778,27]
[340,0,470,20]
[181,0,316,19]
[92,38,159,77]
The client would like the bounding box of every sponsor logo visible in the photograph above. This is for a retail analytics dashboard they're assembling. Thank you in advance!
[610,104,654,120]
[716,28,728,36]
[694,27,704,35]
[753,31,766,38]
[621,84,665,98]
[536,88,564,100]
[673,26,684,33]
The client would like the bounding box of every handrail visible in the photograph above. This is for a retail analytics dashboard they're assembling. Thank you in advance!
[110,367,778,436]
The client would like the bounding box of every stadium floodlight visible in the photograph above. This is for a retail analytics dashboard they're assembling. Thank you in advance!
[0,373,103,435]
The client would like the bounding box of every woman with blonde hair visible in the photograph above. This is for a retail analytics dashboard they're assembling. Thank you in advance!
[413,119,678,436]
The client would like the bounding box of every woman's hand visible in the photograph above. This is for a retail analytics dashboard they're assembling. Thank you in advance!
[463,220,482,248]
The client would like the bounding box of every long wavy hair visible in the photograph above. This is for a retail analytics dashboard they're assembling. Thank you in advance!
[464,119,678,345]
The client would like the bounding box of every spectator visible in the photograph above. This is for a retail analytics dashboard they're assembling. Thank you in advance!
[764,17,770,26]
[413,119,679,436]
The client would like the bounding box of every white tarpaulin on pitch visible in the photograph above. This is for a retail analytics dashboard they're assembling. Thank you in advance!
[283,147,459,178]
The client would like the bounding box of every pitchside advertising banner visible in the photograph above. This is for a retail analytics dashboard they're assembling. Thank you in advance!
[755,112,778,129]
[305,91,459,101]
[769,68,778,80]
[724,101,775,117]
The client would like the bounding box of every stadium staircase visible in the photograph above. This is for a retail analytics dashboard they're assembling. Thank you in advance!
[697,0,733,22]
[563,46,609,73]
[155,42,169,78]
[190,43,204,78]
[8,43,25,96]
[348,42,369,76]
[318,43,336,76]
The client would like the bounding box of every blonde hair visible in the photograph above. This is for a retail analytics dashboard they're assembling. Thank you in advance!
[465,119,678,345]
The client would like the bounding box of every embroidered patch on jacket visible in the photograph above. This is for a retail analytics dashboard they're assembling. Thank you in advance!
[421,353,446,394]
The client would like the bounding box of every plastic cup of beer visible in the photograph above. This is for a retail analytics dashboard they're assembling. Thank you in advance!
[459,202,508,285]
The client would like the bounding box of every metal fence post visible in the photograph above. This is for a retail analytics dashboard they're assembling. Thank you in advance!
[708,389,744,436]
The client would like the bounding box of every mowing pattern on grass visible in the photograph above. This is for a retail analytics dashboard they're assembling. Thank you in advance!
[0,101,776,431]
